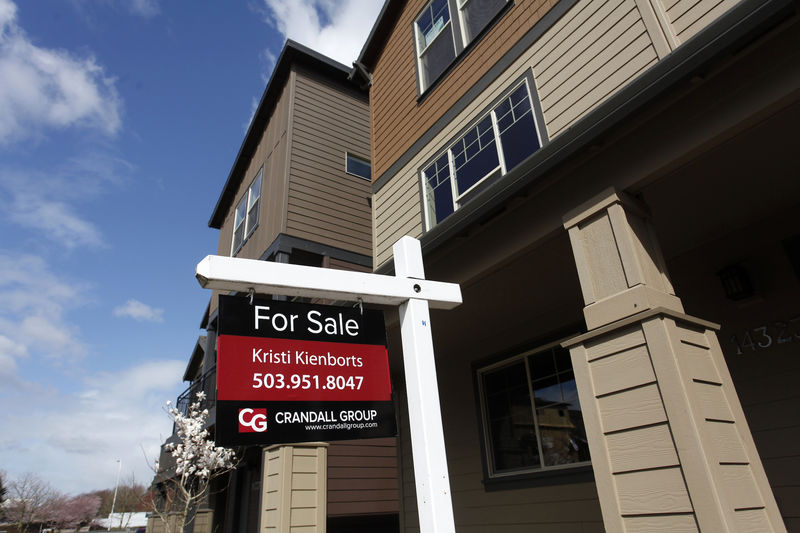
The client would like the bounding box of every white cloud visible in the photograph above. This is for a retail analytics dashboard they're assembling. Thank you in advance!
[0,252,89,373]
[128,0,159,17]
[7,194,104,249]
[261,0,382,66]
[0,0,122,145]
[0,152,132,249]
[114,299,165,323]
[0,358,186,494]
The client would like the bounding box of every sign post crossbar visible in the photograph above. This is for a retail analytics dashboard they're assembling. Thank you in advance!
[196,236,460,533]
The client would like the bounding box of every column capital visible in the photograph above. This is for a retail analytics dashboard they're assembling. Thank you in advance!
[564,187,683,329]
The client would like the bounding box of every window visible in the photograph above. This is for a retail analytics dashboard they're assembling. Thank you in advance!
[458,0,507,42]
[346,153,371,180]
[414,0,507,92]
[231,169,262,254]
[477,342,590,477]
[422,80,542,229]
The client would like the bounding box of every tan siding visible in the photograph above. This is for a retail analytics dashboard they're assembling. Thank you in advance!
[287,66,372,257]
[570,323,698,529]
[532,0,660,137]
[327,438,399,516]
[658,0,743,43]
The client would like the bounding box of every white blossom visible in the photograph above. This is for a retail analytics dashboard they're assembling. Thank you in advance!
[165,393,235,486]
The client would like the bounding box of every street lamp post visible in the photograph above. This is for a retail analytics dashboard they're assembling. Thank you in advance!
[108,459,121,531]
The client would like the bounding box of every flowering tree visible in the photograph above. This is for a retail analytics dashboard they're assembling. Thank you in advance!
[4,472,54,533]
[150,392,236,533]
[47,493,101,532]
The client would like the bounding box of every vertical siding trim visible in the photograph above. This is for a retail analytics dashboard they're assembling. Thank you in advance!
[283,69,296,236]
[635,0,680,56]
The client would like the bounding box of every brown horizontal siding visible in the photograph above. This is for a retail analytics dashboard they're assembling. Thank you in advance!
[327,438,399,517]
[370,0,556,180]
[327,258,371,272]
[286,67,372,257]
[220,78,292,262]
[286,193,371,230]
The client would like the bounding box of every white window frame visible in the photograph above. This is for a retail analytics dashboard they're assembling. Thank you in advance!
[414,0,459,92]
[414,0,509,92]
[421,79,542,231]
[345,152,371,180]
[476,337,591,478]
[231,169,262,255]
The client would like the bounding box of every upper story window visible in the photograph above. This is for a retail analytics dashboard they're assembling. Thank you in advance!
[414,0,508,93]
[422,79,542,229]
[231,169,262,255]
[345,152,371,180]
[477,341,590,477]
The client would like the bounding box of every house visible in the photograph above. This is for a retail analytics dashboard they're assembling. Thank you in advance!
[354,0,799,531]
[148,40,399,533]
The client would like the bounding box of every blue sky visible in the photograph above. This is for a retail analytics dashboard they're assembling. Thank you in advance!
[0,0,382,496]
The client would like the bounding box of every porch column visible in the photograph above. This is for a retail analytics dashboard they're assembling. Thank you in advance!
[260,443,328,533]
[562,188,785,532]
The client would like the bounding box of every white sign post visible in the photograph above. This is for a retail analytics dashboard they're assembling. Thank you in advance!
[196,236,460,533]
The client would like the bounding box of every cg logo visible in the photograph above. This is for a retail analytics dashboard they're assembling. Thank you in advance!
[238,408,268,433]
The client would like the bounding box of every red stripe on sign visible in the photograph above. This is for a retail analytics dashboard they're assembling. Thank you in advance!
[217,335,392,402]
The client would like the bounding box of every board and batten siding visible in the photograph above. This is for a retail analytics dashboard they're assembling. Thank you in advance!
[371,0,738,267]
[287,66,372,258]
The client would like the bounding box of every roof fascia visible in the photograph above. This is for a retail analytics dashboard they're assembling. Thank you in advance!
[355,0,405,71]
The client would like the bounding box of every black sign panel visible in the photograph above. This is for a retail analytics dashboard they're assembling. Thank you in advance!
[215,295,396,446]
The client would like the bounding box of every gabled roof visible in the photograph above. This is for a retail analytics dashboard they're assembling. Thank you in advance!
[208,40,362,229]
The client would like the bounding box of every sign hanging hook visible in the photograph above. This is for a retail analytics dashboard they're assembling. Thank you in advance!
[248,287,255,306]
[354,297,363,315]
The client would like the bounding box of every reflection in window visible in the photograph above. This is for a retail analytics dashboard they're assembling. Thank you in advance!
[414,0,508,92]
[415,0,456,90]
[346,153,371,180]
[421,80,542,230]
[458,0,506,42]
[479,344,590,476]
[231,169,262,254]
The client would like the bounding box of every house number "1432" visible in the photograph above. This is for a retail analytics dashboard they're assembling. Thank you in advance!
[729,316,800,355]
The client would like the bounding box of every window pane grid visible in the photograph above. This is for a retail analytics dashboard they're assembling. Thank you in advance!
[417,0,451,53]
[495,86,533,137]
[231,171,262,255]
[452,118,495,173]
[421,79,541,230]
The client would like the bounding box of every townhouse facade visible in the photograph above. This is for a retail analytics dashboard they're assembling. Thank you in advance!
[148,41,400,533]
[355,0,799,531]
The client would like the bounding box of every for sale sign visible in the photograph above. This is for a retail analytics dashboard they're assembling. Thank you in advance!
[215,295,396,446]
